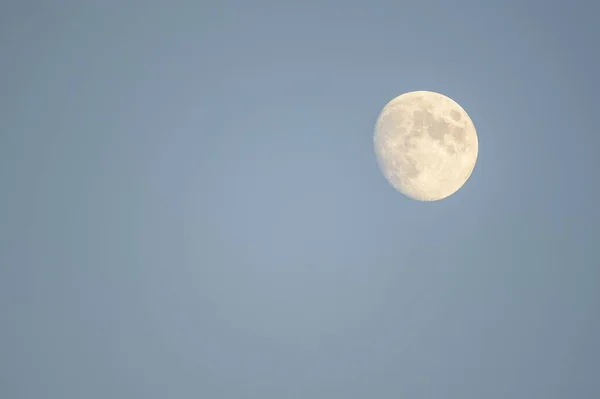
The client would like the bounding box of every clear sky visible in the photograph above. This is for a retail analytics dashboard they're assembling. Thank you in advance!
[1,1,599,398]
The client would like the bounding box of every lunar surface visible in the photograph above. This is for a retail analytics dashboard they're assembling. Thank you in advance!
[374,91,478,201]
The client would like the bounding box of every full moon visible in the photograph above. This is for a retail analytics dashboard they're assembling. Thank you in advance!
[374,91,478,201]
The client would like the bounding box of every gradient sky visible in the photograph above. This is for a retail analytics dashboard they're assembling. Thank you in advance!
[1,1,599,398]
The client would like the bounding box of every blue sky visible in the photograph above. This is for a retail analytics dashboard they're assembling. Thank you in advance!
[1,1,599,398]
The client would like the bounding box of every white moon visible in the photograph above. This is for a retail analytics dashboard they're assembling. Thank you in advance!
[374,91,478,201]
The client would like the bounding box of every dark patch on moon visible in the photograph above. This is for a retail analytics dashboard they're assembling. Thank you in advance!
[428,117,450,141]
[410,107,468,156]
[404,136,416,148]
[403,156,420,179]
[411,109,458,143]
[451,125,466,143]
[412,110,428,132]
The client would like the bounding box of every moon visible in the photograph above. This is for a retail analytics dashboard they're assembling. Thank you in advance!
[373,91,478,201]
